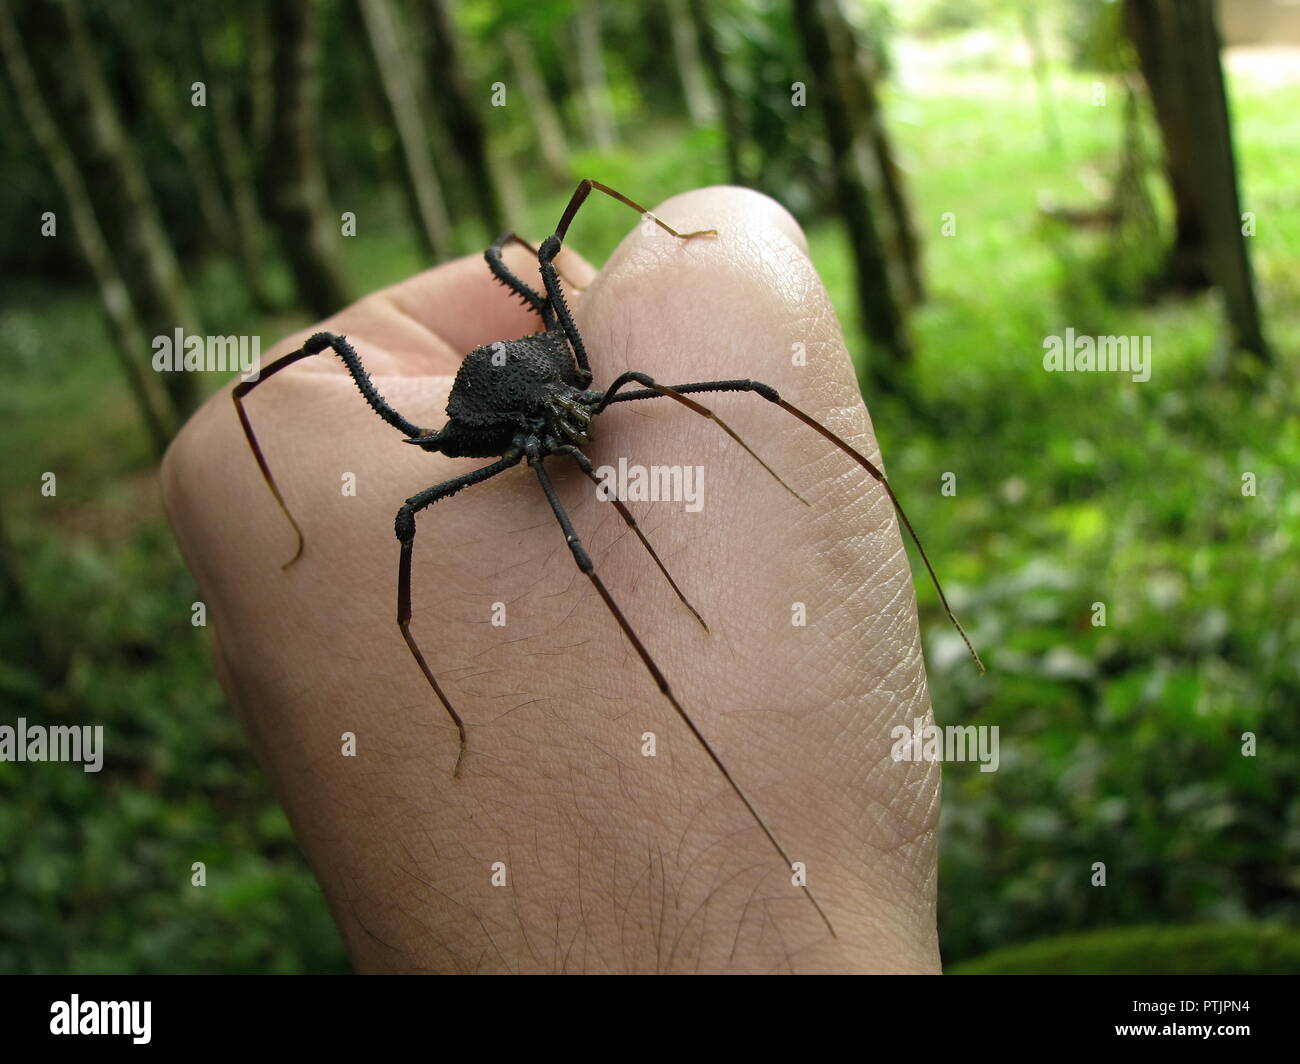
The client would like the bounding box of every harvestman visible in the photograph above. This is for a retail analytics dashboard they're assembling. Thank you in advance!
[234,180,983,938]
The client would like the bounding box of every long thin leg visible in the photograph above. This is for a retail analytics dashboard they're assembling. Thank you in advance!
[552,179,719,245]
[599,376,985,674]
[485,232,554,327]
[594,371,806,505]
[234,331,425,567]
[395,452,524,777]
[490,233,589,296]
[556,444,707,631]
[529,453,837,938]
[538,180,718,389]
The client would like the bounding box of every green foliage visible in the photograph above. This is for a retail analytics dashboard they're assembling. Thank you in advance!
[1062,0,1132,73]
[949,923,1300,974]
[861,63,1300,965]
[0,290,348,974]
[701,0,895,221]
[720,0,832,217]
[907,0,1000,38]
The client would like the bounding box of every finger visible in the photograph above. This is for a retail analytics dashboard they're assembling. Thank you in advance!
[365,240,597,358]
[262,242,597,376]
[579,184,870,461]
[569,185,938,966]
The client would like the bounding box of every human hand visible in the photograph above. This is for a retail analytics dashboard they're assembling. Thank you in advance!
[161,186,941,973]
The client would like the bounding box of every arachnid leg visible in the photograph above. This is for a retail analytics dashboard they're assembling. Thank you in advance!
[551,179,719,244]
[556,444,707,631]
[485,232,554,327]
[595,371,806,505]
[529,452,837,938]
[489,233,590,299]
[602,376,985,674]
[235,331,424,567]
[396,452,523,777]
[537,234,592,389]
[537,180,719,390]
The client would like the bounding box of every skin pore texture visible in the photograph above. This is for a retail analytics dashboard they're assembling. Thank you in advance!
[161,186,943,974]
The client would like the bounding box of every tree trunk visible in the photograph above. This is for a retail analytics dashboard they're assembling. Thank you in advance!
[854,32,925,305]
[59,0,201,418]
[1125,0,1211,290]
[360,0,452,259]
[424,0,502,238]
[495,158,530,233]
[248,1,274,158]
[687,0,746,184]
[111,10,238,257]
[165,116,240,258]
[1125,0,1268,360]
[503,26,571,179]
[666,0,716,126]
[1020,0,1062,155]
[574,0,618,150]
[191,5,277,311]
[792,0,912,390]
[0,0,173,453]
[266,0,352,318]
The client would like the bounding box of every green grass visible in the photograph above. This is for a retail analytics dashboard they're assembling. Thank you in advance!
[948,923,1300,975]
[1,59,1296,972]
[876,67,1300,963]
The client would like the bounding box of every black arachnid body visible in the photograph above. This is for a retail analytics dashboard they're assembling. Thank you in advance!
[433,329,594,459]
[235,180,983,938]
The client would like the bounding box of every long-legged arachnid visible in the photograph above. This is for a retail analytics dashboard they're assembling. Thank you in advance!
[235,179,984,939]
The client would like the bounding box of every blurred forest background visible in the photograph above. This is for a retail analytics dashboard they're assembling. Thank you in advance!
[0,0,1296,974]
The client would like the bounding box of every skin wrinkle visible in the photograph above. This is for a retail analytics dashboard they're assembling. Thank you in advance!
[162,186,944,973]
[665,857,766,973]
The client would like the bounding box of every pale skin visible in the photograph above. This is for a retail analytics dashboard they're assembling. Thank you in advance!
[161,187,942,974]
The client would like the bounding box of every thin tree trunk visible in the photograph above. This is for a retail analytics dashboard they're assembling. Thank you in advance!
[209,93,277,311]
[574,0,618,150]
[872,129,924,305]
[0,0,172,453]
[166,117,239,257]
[248,1,274,158]
[687,0,746,184]
[792,0,911,389]
[360,0,452,259]
[503,26,571,179]
[424,0,502,238]
[855,34,925,305]
[59,0,201,418]
[1172,0,1268,359]
[1126,0,1210,290]
[111,10,237,256]
[191,5,277,310]
[495,157,529,232]
[666,0,716,126]
[1125,0,1268,360]
[266,0,352,318]
[1020,1,1061,155]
